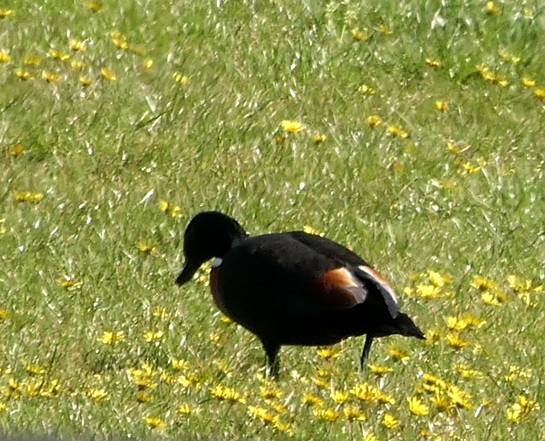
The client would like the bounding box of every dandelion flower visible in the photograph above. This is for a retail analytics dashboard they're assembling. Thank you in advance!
[69,39,86,52]
[281,120,303,133]
[534,88,545,100]
[313,408,340,421]
[142,58,153,70]
[143,329,164,343]
[342,405,365,421]
[387,344,410,362]
[507,395,540,423]
[14,191,44,202]
[485,1,500,14]
[302,393,323,407]
[446,333,469,349]
[86,388,108,403]
[85,2,102,12]
[0,51,10,63]
[313,133,326,143]
[317,347,340,360]
[522,77,536,88]
[99,330,124,345]
[210,385,246,403]
[379,25,393,35]
[100,67,116,81]
[0,308,9,320]
[173,71,189,84]
[0,8,14,18]
[143,416,166,430]
[382,413,400,429]
[435,100,448,111]
[366,115,382,127]
[351,29,367,41]
[408,396,429,416]
[425,57,442,67]
[387,124,409,139]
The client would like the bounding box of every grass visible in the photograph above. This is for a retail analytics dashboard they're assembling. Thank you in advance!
[1,0,544,439]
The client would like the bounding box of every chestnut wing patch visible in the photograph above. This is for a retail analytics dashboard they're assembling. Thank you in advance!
[306,267,368,310]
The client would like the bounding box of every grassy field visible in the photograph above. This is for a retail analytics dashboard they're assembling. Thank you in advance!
[1,0,544,439]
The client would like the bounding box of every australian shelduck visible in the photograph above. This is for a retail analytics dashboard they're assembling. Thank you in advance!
[175,211,425,375]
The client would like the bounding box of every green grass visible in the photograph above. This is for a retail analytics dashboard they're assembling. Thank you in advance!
[1,0,544,439]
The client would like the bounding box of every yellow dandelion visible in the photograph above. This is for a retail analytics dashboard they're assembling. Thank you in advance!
[430,393,454,413]
[387,124,409,138]
[0,403,7,413]
[9,144,24,157]
[302,392,323,407]
[313,133,326,143]
[48,49,70,60]
[350,383,378,402]
[485,1,500,14]
[435,100,448,111]
[382,412,399,429]
[79,75,92,86]
[366,115,382,127]
[248,405,276,423]
[57,277,83,290]
[408,396,429,416]
[445,333,469,349]
[23,361,46,375]
[85,2,102,12]
[100,67,116,81]
[447,385,472,409]
[379,24,393,35]
[317,347,340,360]
[358,84,375,95]
[14,191,44,202]
[387,344,410,362]
[0,8,14,18]
[41,70,60,83]
[143,416,166,430]
[0,51,10,63]
[86,388,108,403]
[142,58,153,70]
[351,29,368,41]
[453,363,482,379]
[313,408,340,421]
[0,308,9,320]
[210,385,245,403]
[471,275,497,290]
[69,39,86,52]
[302,225,324,236]
[176,403,194,415]
[363,432,377,441]
[331,390,350,404]
[173,71,189,84]
[110,32,128,49]
[136,241,156,253]
[143,329,164,343]
[15,68,32,80]
[522,77,536,88]
[428,270,452,287]
[425,57,442,67]
[98,330,124,345]
[159,200,182,217]
[23,54,42,65]
[281,120,303,133]
[507,395,540,423]
[367,363,393,376]
[534,88,545,100]
[481,290,508,306]
[342,405,365,421]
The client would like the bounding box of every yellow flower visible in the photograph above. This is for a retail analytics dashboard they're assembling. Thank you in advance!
[363,432,377,441]
[14,191,44,202]
[42,70,60,83]
[173,71,189,84]
[485,1,500,14]
[0,8,15,17]
[143,416,166,430]
[281,120,303,133]
[0,308,9,320]
[342,405,366,421]
[86,388,108,403]
[367,363,393,376]
[379,24,393,35]
[313,133,326,143]
[57,277,83,290]
[136,241,156,253]
[9,144,24,157]
[453,363,482,379]
[366,115,382,127]
[303,225,324,236]
[407,396,429,416]
[425,57,442,67]
[98,330,124,345]
[351,29,368,41]
[176,403,194,415]
[0,51,10,63]
[481,290,508,306]
[506,395,540,423]
[158,200,182,217]
[69,39,86,52]
[302,392,323,407]
[317,347,340,360]
[430,393,454,413]
[358,84,375,95]
[248,405,276,423]
[142,58,153,70]
[48,49,70,60]
[331,390,350,404]
[534,88,545,100]
[471,275,497,290]
[24,54,42,65]
[100,67,116,81]
[143,329,164,343]
[210,385,246,403]
[387,124,409,138]
[387,344,410,362]
[15,69,32,80]
[79,75,92,86]
[0,403,7,413]
[522,77,536,88]
[435,100,448,111]
[445,333,469,349]
[85,2,102,12]
[447,385,472,409]
[313,408,340,421]
[382,412,399,429]
[110,32,128,49]
[427,270,452,287]
[23,361,46,375]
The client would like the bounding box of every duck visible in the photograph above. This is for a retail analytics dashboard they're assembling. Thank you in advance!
[175,211,425,375]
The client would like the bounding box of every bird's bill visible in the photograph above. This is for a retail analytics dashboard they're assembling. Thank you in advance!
[175,261,199,286]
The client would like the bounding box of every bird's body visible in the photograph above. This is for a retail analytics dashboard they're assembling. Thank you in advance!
[176,211,425,375]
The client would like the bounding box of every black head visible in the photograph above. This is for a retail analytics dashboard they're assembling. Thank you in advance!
[392,312,426,339]
[175,211,248,286]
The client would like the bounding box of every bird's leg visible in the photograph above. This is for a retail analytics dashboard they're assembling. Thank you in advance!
[260,338,280,379]
[360,335,374,369]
